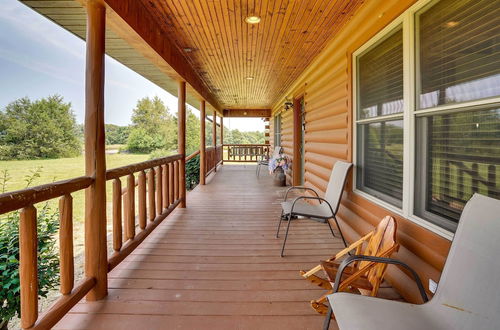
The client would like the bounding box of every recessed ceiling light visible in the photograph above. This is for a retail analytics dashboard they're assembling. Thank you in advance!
[183,47,193,52]
[245,16,261,24]
[445,21,459,28]
[245,76,254,80]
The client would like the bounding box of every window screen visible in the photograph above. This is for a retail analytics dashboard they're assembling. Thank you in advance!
[274,114,281,147]
[356,27,404,207]
[357,120,404,207]
[417,0,500,109]
[358,28,404,119]
[415,107,500,229]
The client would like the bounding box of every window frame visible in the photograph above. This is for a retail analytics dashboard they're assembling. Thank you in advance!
[352,0,500,240]
[274,113,282,147]
[354,24,405,208]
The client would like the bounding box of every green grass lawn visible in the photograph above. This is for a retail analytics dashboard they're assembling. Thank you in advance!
[0,153,149,253]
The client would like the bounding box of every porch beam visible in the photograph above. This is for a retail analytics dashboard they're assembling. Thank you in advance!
[84,0,108,301]
[178,81,186,208]
[223,109,271,118]
[200,100,206,185]
[101,0,222,113]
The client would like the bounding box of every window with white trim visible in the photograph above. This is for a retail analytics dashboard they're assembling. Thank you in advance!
[356,27,404,208]
[354,0,500,234]
[274,113,282,147]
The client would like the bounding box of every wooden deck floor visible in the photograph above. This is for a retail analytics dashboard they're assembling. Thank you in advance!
[55,165,350,329]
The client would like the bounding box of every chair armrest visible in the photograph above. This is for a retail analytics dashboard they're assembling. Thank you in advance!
[284,186,320,201]
[332,255,429,303]
[328,231,373,262]
[290,196,334,215]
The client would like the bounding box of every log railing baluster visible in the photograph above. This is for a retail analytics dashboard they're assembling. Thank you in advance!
[59,195,74,295]
[162,164,168,209]
[126,174,135,239]
[174,161,179,201]
[147,168,155,221]
[20,205,38,329]
[112,179,122,252]
[138,171,147,230]
[169,162,174,204]
[123,190,129,239]
[156,166,163,216]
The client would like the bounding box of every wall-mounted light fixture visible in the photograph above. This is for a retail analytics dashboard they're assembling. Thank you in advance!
[284,99,293,111]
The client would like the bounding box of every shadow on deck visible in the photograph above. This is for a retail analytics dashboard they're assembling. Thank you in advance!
[55,165,349,329]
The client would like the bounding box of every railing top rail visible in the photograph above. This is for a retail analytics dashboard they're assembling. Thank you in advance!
[0,176,94,214]
[223,143,270,147]
[185,149,200,161]
[106,153,183,180]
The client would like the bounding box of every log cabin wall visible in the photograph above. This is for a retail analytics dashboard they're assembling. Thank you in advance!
[271,0,452,303]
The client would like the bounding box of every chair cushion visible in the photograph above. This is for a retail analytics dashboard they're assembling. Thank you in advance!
[281,200,333,220]
[329,292,494,330]
[330,293,438,330]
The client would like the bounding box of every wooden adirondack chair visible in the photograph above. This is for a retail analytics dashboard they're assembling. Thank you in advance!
[300,215,399,314]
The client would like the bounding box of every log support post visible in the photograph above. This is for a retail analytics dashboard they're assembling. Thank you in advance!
[178,81,186,208]
[220,116,224,165]
[200,100,206,185]
[213,112,217,172]
[292,98,302,186]
[84,0,108,301]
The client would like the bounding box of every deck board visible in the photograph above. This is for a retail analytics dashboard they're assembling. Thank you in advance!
[55,165,346,329]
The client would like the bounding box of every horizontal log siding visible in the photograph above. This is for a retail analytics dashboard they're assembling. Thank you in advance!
[271,0,451,304]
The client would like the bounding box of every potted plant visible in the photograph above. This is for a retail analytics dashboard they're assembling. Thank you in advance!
[269,154,290,186]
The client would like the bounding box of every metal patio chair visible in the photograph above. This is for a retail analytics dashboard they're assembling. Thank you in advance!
[276,160,352,257]
[324,193,500,330]
[256,145,282,177]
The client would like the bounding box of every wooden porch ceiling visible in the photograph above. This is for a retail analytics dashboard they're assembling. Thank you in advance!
[20,0,364,114]
[140,0,364,110]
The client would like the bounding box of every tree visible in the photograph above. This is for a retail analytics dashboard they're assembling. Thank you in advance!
[127,96,176,153]
[130,96,171,131]
[0,95,81,160]
[186,108,200,154]
[105,124,130,145]
[127,127,166,154]
[222,128,264,144]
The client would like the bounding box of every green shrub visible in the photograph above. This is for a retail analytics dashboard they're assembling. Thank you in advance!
[0,171,60,328]
[185,154,200,190]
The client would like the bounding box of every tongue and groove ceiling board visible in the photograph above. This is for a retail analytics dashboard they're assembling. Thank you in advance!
[139,0,364,109]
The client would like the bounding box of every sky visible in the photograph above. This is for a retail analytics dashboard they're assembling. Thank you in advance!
[0,0,263,131]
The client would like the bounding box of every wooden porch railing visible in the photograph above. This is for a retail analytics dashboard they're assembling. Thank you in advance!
[223,144,270,162]
[0,154,184,329]
[206,145,223,176]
